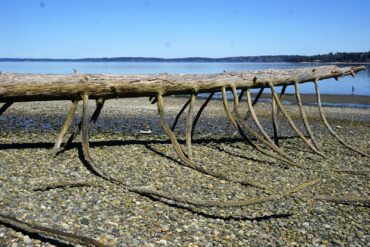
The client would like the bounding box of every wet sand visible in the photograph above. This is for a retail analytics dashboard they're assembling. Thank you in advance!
[251,93,370,106]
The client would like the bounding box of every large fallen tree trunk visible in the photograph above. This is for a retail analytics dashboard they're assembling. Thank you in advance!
[0,65,364,102]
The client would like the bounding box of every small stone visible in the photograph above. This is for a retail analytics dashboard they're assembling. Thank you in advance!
[132,239,140,245]
[356,231,364,238]
[23,235,32,243]
[157,239,168,245]
[80,218,89,225]
[323,224,331,229]
[97,226,105,232]
[139,130,152,134]
[98,234,117,246]
[161,226,169,232]
[10,231,22,238]
[60,222,70,230]
[331,239,343,247]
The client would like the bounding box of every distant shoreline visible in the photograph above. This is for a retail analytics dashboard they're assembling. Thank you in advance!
[1,51,370,63]
[1,60,370,65]
[301,62,370,65]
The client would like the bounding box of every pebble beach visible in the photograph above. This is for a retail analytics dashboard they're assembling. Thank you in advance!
[0,96,369,246]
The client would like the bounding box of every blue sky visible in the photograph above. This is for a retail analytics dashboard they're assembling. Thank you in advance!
[1,0,369,58]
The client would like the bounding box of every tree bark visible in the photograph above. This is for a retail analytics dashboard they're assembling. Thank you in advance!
[0,65,364,102]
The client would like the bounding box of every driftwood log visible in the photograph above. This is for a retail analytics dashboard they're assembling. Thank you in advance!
[0,65,364,102]
[0,65,369,245]
[0,64,368,180]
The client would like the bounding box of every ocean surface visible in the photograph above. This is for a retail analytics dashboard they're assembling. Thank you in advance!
[0,62,369,97]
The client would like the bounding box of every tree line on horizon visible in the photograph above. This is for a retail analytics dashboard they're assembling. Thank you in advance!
[1,51,370,63]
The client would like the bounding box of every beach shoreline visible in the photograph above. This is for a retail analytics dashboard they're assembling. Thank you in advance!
[250,93,370,106]
[0,97,369,246]
[190,93,370,108]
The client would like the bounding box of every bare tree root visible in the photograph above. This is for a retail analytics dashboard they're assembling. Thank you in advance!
[234,86,299,164]
[294,82,322,151]
[171,96,191,131]
[280,85,287,99]
[191,92,214,138]
[221,87,238,128]
[271,86,286,146]
[63,98,105,150]
[233,110,302,168]
[53,100,78,151]
[244,85,283,131]
[253,87,265,105]
[243,87,264,121]
[81,94,121,183]
[157,93,269,189]
[269,83,324,157]
[238,88,245,102]
[131,178,321,208]
[180,161,271,189]
[314,79,369,157]
[245,89,296,162]
[221,86,302,168]
[79,95,277,206]
[271,96,279,145]
[157,94,191,162]
[33,180,103,192]
[186,94,196,160]
[0,213,107,247]
[0,102,13,115]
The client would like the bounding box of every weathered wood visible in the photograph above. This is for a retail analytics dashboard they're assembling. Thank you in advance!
[0,66,364,102]
[0,213,107,247]
[223,86,302,168]
[294,81,321,151]
[314,80,369,157]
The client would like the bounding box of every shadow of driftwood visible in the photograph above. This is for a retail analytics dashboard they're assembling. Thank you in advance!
[134,193,293,221]
[0,219,72,247]
[0,137,243,150]
[0,135,301,150]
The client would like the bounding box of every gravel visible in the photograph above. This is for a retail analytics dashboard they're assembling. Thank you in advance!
[0,97,369,246]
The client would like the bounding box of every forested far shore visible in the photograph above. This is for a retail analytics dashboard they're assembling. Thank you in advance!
[1,51,370,63]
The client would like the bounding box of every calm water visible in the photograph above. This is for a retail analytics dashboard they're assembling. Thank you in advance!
[0,62,370,96]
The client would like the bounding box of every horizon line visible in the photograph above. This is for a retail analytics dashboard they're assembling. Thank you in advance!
[1,51,370,61]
